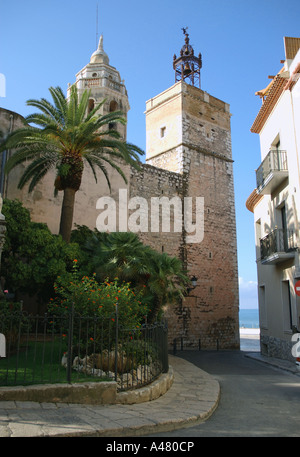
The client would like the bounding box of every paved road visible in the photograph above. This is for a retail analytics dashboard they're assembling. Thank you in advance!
[150,349,300,437]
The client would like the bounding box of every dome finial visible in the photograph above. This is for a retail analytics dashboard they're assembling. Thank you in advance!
[98,35,104,51]
[90,34,109,64]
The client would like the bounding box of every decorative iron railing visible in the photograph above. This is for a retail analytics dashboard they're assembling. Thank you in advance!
[256,150,288,191]
[0,307,168,391]
[260,228,297,261]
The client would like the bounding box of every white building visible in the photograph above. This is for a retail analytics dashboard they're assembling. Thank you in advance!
[246,37,300,361]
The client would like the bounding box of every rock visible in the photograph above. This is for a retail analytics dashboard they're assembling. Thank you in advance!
[61,352,68,368]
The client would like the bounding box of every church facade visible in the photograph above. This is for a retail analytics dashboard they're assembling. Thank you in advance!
[0,31,239,349]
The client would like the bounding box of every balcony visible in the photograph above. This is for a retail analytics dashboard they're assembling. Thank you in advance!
[79,77,124,93]
[260,228,297,265]
[256,150,288,195]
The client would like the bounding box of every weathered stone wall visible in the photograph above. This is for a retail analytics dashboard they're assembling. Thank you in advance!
[129,162,186,258]
[145,83,239,349]
[182,151,239,349]
[260,334,295,362]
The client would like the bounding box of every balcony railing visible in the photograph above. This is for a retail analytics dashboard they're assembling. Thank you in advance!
[260,228,297,264]
[256,150,288,194]
[75,77,125,94]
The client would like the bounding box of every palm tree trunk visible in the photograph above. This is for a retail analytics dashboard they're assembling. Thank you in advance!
[59,187,76,243]
[148,296,161,324]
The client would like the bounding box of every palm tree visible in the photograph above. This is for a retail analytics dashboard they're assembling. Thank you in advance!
[1,86,144,242]
[145,251,190,323]
[85,231,153,285]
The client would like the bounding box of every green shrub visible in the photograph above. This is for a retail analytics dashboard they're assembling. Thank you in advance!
[47,260,149,352]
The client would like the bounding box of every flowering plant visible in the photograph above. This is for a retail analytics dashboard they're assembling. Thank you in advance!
[48,260,149,330]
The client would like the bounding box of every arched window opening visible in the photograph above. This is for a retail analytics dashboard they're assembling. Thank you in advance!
[109,100,118,130]
[88,98,95,114]
[109,100,118,112]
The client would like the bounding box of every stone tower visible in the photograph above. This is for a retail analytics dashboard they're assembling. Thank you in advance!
[144,29,240,349]
[68,35,130,140]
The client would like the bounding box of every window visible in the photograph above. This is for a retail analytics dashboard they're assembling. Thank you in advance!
[282,280,293,331]
[259,285,267,328]
[109,100,118,130]
[255,219,261,260]
[271,134,280,150]
[88,99,95,114]
[109,100,118,112]
[276,203,289,251]
[160,126,166,138]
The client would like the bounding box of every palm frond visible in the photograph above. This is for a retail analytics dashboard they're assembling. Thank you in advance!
[26,97,62,125]
[83,154,113,190]
[25,113,57,129]
[17,154,57,191]
[48,86,68,124]
[85,98,106,122]
[75,89,91,125]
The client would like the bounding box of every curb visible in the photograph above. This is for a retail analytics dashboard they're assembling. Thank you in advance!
[0,368,174,406]
[116,366,174,404]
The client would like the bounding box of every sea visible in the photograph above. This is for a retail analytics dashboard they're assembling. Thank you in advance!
[239,308,259,329]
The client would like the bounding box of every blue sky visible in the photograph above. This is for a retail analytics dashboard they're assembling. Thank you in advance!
[1,0,300,309]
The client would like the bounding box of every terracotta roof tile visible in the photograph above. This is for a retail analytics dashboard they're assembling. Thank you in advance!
[250,73,287,134]
[284,37,300,60]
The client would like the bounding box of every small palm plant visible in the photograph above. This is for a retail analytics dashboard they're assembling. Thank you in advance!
[145,251,190,323]
[80,231,190,322]
[1,86,144,242]
[85,231,153,285]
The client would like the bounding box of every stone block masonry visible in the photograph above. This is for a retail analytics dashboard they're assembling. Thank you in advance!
[145,82,239,349]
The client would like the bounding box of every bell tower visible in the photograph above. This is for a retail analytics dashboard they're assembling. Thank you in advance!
[144,29,240,349]
[173,27,202,88]
[68,36,130,140]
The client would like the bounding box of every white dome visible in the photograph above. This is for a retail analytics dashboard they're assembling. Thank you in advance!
[90,36,109,65]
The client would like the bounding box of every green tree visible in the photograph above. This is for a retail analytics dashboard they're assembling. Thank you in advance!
[1,199,80,304]
[2,86,144,242]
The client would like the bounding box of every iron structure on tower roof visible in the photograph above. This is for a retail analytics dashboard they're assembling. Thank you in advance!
[173,28,202,88]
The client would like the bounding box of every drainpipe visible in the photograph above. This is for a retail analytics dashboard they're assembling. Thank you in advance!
[0,113,13,197]
[289,89,300,279]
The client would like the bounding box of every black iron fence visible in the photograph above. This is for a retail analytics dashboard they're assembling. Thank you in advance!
[260,228,297,261]
[0,305,168,391]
